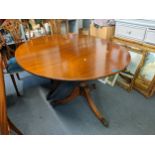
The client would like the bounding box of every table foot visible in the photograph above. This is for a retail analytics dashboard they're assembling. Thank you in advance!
[82,85,109,127]
[100,117,109,127]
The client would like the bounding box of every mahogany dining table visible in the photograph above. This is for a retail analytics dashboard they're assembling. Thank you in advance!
[15,34,130,127]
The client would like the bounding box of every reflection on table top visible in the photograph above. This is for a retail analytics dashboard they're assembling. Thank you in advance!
[15,34,130,81]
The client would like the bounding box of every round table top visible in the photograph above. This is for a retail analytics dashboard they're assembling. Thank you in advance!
[15,34,130,81]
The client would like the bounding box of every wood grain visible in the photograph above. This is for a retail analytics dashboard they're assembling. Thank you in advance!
[15,34,130,81]
[90,23,114,40]
[0,54,9,134]
[0,54,23,134]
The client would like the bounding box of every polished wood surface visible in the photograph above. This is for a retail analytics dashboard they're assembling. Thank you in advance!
[15,34,130,81]
[0,54,22,134]
[15,34,130,127]
[0,54,9,134]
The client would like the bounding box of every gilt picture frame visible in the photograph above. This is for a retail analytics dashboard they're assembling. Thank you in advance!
[105,74,119,87]
[134,51,155,96]
[98,74,119,87]
[117,46,145,91]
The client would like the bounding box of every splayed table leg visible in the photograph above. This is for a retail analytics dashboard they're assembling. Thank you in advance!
[52,82,109,127]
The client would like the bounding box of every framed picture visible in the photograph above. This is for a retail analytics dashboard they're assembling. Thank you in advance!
[98,74,119,87]
[126,49,143,74]
[4,33,14,45]
[105,74,119,87]
[134,51,155,95]
[117,46,145,91]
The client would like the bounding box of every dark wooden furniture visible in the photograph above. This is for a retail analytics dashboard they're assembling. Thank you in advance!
[0,33,22,96]
[49,19,69,34]
[15,34,130,126]
[1,19,23,47]
[0,20,24,96]
[0,53,22,135]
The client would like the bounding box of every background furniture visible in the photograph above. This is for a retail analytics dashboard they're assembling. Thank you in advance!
[90,20,115,40]
[15,34,130,127]
[55,19,69,34]
[79,19,91,35]
[1,19,26,45]
[0,20,24,96]
[115,19,155,44]
[113,19,155,97]
[22,19,50,39]
[22,19,79,38]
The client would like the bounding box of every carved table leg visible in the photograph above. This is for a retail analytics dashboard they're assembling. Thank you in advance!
[82,85,109,127]
[51,82,109,127]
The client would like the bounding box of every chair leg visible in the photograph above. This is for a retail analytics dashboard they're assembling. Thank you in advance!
[8,118,23,135]
[16,73,20,80]
[10,74,21,96]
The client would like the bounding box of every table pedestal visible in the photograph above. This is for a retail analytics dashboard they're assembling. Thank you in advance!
[52,82,109,127]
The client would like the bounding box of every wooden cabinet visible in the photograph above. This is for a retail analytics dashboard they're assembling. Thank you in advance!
[144,28,155,45]
[115,23,146,41]
[90,23,114,40]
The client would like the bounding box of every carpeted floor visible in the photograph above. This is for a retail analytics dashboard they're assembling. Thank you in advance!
[5,72,155,135]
